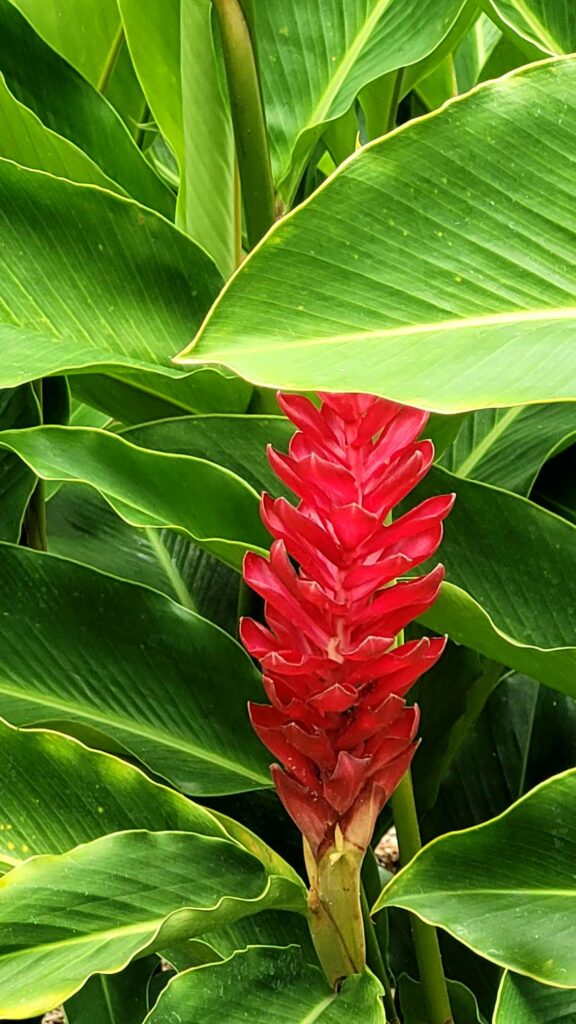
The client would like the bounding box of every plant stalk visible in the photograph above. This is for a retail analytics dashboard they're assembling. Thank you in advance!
[97,22,125,94]
[391,771,453,1024]
[361,68,404,141]
[21,380,47,552]
[213,0,275,248]
[361,886,399,1023]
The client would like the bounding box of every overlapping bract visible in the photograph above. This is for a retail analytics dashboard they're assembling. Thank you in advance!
[241,393,454,860]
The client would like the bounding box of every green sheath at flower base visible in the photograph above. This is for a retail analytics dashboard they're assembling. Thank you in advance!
[304,830,365,986]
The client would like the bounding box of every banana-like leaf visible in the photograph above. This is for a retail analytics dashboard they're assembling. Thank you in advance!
[119,0,235,276]
[12,0,120,86]
[493,970,576,1022]
[441,403,576,494]
[180,59,576,412]
[0,719,236,872]
[121,415,576,699]
[374,769,576,985]
[0,426,268,568]
[0,161,232,414]
[0,543,271,794]
[248,0,465,198]
[487,1,576,55]
[144,946,385,1023]
[0,830,304,1018]
[47,485,239,628]
[0,0,173,214]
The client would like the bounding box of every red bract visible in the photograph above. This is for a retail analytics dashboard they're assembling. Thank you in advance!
[241,392,454,862]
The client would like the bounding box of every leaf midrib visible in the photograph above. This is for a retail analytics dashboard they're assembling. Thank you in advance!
[0,679,269,786]
[393,887,576,898]
[193,305,576,357]
[455,407,522,477]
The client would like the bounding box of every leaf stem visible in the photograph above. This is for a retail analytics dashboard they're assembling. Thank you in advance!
[21,380,47,552]
[97,21,125,94]
[213,0,275,248]
[391,771,454,1024]
[361,885,399,1023]
[361,68,404,141]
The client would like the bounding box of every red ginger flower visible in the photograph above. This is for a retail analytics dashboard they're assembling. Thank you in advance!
[241,392,454,863]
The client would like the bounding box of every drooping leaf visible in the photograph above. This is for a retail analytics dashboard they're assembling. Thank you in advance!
[440,403,576,494]
[119,0,236,276]
[0,425,268,568]
[0,160,222,403]
[0,830,304,1019]
[0,543,270,794]
[180,59,576,412]
[375,769,576,985]
[65,956,158,1024]
[144,946,385,1023]
[0,718,241,872]
[487,1,576,55]
[47,485,239,628]
[0,0,173,214]
[493,970,576,1023]
[248,0,466,198]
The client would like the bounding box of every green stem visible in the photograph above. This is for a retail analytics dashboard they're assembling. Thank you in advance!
[391,772,453,1024]
[97,22,125,94]
[213,0,275,248]
[21,380,47,552]
[361,68,404,141]
[361,886,399,1024]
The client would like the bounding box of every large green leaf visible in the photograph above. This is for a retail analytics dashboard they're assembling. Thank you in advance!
[0,0,173,214]
[0,544,270,794]
[12,0,121,87]
[0,829,303,1018]
[0,719,236,872]
[0,160,226,408]
[441,403,576,494]
[119,0,235,276]
[47,485,239,628]
[145,946,385,1023]
[181,59,576,412]
[487,1,576,54]
[122,415,576,698]
[493,971,576,1023]
[374,769,576,985]
[0,425,268,568]
[249,0,465,198]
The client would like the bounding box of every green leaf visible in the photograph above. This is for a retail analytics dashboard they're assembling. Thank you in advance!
[374,769,576,985]
[440,403,576,494]
[0,718,238,872]
[121,414,576,698]
[144,946,386,1023]
[65,956,158,1024]
[119,0,235,276]
[12,0,122,88]
[47,485,239,629]
[0,161,223,402]
[493,970,576,1023]
[398,974,485,1023]
[0,0,173,214]
[181,59,576,412]
[249,0,465,198]
[0,829,303,1018]
[0,543,270,794]
[0,385,39,541]
[417,465,576,698]
[487,1,576,55]
[0,425,269,569]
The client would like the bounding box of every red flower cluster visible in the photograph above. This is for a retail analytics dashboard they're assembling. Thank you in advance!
[241,393,454,862]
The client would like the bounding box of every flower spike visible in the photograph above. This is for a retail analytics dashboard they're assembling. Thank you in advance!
[241,392,454,984]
